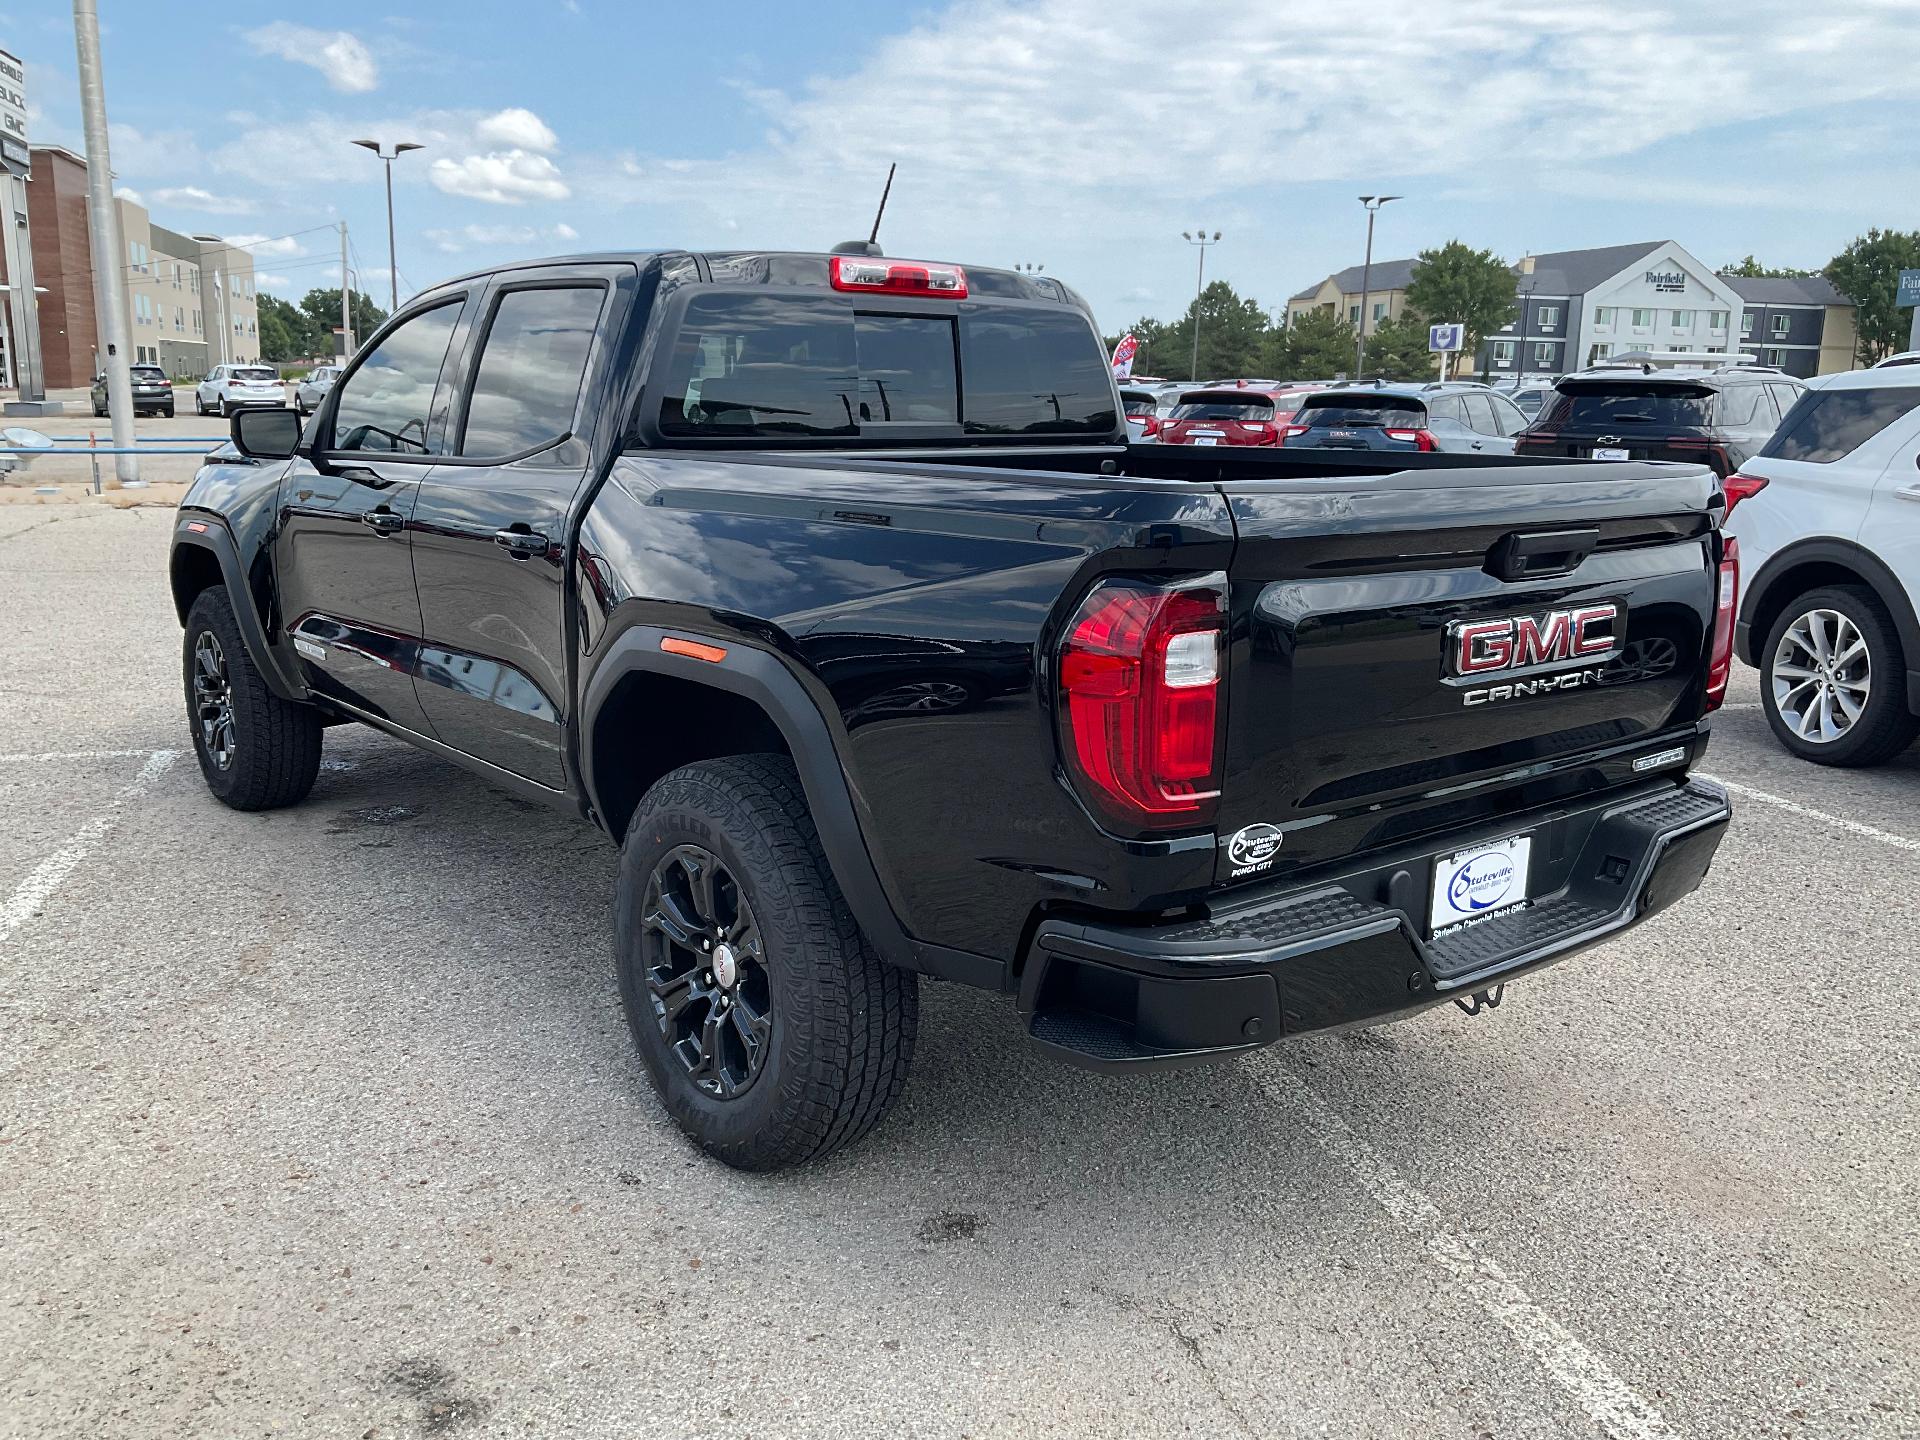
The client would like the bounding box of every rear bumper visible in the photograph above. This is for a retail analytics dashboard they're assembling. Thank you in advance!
[1018,778,1730,1071]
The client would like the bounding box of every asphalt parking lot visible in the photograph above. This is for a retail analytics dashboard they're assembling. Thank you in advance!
[3,504,1917,1439]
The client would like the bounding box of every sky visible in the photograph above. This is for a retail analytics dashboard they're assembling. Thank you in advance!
[11,0,1920,330]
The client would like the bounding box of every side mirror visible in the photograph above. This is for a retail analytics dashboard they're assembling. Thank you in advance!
[231,406,302,461]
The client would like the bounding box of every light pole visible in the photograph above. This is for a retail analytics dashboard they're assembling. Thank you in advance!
[1013,262,1044,275]
[1353,195,1400,378]
[74,0,138,483]
[351,138,423,313]
[1512,258,1536,389]
[1182,229,1220,382]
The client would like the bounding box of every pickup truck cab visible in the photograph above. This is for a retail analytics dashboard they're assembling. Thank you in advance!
[171,246,1735,1171]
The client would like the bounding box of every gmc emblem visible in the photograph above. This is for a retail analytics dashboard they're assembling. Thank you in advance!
[1447,603,1621,677]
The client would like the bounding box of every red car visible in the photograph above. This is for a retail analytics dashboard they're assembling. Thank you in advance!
[1158,388,1314,447]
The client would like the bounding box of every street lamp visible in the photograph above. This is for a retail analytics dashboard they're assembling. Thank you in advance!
[1182,229,1221,382]
[351,138,424,313]
[1013,262,1045,274]
[1353,195,1400,377]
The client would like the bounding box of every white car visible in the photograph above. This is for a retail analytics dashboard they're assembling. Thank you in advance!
[295,364,342,416]
[1873,351,1920,369]
[1727,365,1920,765]
[195,364,285,417]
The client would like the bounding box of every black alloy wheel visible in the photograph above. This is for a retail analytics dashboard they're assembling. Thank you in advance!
[192,630,236,770]
[640,844,773,1099]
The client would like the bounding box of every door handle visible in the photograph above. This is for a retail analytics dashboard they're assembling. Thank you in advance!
[362,508,405,536]
[493,526,548,558]
[1895,482,1920,503]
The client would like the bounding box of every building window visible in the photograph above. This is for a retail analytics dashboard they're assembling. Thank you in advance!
[1532,342,1554,368]
[1591,343,1612,361]
[1536,305,1559,329]
[1348,304,1361,324]
[1672,309,1694,329]
[1372,301,1387,322]
[1594,306,1614,327]
[1765,348,1787,366]
[1491,340,1516,366]
[1771,314,1791,339]
[1709,310,1728,331]
[1631,308,1654,328]
[1706,346,1725,355]
[1741,314,1756,338]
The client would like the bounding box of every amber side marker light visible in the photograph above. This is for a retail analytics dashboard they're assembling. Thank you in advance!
[661,636,729,664]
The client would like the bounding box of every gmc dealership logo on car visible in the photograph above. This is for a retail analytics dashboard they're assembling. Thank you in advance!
[1447,603,1623,706]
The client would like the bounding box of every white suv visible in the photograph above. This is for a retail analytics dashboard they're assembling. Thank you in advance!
[1728,366,1920,765]
[195,364,285,417]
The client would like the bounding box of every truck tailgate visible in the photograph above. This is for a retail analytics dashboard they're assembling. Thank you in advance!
[1217,462,1720,885]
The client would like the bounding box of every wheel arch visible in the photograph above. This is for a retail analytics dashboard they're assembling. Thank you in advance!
[580,626,920,972]
[1738,536,1920,713]
[170,518,306,703]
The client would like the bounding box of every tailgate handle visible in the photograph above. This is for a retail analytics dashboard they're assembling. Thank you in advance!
[1488,528,1599,582]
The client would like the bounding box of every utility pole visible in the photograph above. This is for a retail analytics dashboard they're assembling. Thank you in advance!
[1353,195,1400,379]
[1512,255,1536,390]
[339,221,353,358]
[72,0,137,484]
[1181,229,1220,382]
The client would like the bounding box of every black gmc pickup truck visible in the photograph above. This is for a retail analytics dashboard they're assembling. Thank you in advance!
[171,247,1734,1170]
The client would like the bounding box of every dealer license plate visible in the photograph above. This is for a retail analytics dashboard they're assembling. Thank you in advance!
[1591,446,1630,460]
[1429,834,1532,936]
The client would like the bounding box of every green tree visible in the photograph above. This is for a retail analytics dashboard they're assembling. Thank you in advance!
[1266,307,1356,380]
[1719,255,1814,279]
[1824,229,1920,364]
[1355,314,1439,382]
[1103,316,1174,378]
[1153,280,1274,381]
[298,288,389,358]
[256,293,310,363]
[1402,241,1517,368]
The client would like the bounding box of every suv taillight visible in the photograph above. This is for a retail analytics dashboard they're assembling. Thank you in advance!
[1705,536,1739,712]
[1384,427,1438,450]
[1723,472,1768,518]
[1059,579,1225,829]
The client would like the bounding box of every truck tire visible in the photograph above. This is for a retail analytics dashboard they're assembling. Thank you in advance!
[182,586,324,809]
[615,755,918,1171]
[1760,584,1919,767]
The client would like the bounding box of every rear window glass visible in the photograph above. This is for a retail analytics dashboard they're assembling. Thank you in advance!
[1170,395,1274,421]
[657,293,1113,439]
[1762,386,1920,464]
[234,367,277,382]
[1295,396,1425,428]
[130,366,167,382]
[1122,396,1157,417]
[1540,387,1714,427]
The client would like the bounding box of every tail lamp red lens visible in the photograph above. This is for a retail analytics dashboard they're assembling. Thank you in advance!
[1384,427,1439,450]
[829,254,968,298]
[1722,472,1768,518]
[1278,424,1310,444]
[1705,536,1739,712]
[1058,581,1225,828]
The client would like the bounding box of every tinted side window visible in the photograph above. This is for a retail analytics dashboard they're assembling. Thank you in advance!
[460,286,604,456]
[958,309,1115,436]
[1763,387,1920,464]
[1717,385,1760,427]
[1767,383,1802,421]
[330,300,464,455]
[1464,393,1500,433]
[1427,395,1467,425]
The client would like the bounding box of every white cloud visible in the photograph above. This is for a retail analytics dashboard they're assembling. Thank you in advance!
[422,221,580,253]
[114,187,143,206]
[224,233,309,259]
[244,23,378,94]
[475,108,558,154]
[429,150,569,205]
[151,185,256,216]
[255,272,294,292]
[571,0,1920,323]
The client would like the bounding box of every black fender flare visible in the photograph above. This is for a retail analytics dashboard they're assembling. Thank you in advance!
[170,515,306,703]
[578,625,926,973]
[1738,535,1920,712]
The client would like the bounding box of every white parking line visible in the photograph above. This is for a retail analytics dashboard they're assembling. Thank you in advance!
[1259,1064,1678,1439]
[1701,774,1920,854]
[0,750,178,947]
[0,748,163,765]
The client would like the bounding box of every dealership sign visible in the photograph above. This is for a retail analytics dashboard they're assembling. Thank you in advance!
[0,49,26,177]
[1428,322,1465,352]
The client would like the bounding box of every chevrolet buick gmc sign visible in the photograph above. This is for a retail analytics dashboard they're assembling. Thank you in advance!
[0,50,26,177]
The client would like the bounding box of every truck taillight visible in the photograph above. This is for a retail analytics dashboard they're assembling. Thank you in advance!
[1058,580,1224,829]
[829,254,968,298]
[1705,536,1739,712]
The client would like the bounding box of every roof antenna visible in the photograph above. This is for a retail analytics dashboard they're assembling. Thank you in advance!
[830,164,895,258]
